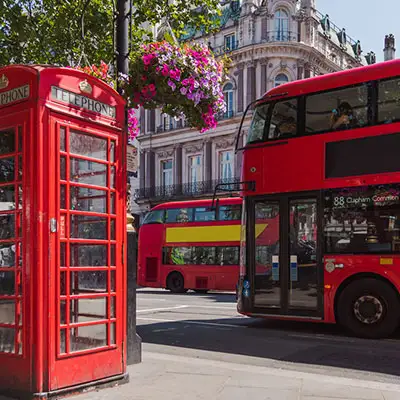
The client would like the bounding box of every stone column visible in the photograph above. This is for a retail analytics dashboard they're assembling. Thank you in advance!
[246,61,256,104]
[147,109,156,133]
[259,58,269,96]
[140,107,146,134]
[145,150,155,196]
[235,135,244,180]
[204,140,212,182]
[139,150,146,191]
[174,145,182,195]
[236,63,244,113]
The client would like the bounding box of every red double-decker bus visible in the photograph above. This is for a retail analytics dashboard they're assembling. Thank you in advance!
[138,198,243,293]
[236,59,400,338]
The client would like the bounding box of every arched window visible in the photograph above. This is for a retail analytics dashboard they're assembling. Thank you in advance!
[275,9,289,41]
[274,73,289,87]
[223,82,234,118]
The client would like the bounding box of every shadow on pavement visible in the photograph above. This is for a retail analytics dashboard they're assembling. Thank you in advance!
[137,315,400,379]
[137,288,237,303]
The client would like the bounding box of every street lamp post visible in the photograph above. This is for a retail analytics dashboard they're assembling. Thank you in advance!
[116,0,142,365]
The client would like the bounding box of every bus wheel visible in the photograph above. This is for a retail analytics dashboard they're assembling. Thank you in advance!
[167,272,187,294]
[194,289,208,294]
[337,278,400,339]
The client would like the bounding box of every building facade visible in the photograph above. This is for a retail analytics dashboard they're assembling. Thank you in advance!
[133,0,374,218]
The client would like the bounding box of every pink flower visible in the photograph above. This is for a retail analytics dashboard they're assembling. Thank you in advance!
[143,54,155,65]
[170,68,181,81]
[161,65,170,77]
[148,84,156,92]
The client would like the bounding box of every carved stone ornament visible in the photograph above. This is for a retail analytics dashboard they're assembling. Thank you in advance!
[258,57,269,65]
[157,149,175,158]
[0,75,9,90]
[215,137,236,149]
[185,142,204,154]
[79,79,92,94]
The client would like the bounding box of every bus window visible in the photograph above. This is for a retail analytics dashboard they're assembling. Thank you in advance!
[324,184,400,254]
[194,207,215,221]
[218,205,242,220]
[268,99,298,139]
[193,247,216,264]
[217,247,239,265]
[164,247,192,265]
[247,103,270,144]
[142,209,164,224]
[305,84,369,133]
[166,208,193,223]
[378,77,400,124]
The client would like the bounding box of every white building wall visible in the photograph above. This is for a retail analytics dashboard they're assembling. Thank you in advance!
[134,0,372,215]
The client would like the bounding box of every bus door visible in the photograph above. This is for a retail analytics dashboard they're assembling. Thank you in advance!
[251,193,323,318]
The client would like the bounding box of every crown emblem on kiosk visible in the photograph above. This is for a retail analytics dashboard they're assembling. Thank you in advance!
[0,75,9,90]
[79,79,92,94]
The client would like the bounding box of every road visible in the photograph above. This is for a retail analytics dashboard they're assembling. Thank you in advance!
[137,287,400,385]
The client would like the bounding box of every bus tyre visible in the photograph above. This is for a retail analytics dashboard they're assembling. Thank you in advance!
[167,272,187,294]
[337,278,400,339]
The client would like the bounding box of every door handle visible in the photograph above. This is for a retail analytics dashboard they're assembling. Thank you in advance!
[272,255,279,281]
[290,255,298,282]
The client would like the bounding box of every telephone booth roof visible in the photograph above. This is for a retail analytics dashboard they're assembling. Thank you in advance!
[0,64,125,128]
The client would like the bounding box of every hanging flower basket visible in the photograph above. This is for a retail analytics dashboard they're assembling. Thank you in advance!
[71,61,115,88]
[119,41,227,133]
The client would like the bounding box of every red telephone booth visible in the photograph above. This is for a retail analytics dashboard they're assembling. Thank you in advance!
[0,65,127,398]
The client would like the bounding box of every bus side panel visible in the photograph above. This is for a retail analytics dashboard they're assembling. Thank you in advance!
[137,224,165,287]
[159,265,239,291]
[323,255,400,323]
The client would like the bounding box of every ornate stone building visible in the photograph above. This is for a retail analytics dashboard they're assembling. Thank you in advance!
[133,0,375,218]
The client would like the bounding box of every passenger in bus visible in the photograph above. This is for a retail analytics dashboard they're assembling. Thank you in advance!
[274,116,297,138]
[330,102,357,130]
[176,209,189,223]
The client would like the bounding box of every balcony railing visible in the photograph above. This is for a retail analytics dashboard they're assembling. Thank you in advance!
[216,110,235,121]
[211,41,239,56]
[134,177,240,201]
[262,31,298,43]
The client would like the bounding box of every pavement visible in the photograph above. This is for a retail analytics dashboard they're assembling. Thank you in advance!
[4,288,400,399]
[66,348,400,400]
[70,288,400,400]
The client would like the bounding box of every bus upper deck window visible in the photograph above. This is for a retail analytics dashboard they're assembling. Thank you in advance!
[247,104,270,144]
[268,99,298,139]
[143,210,164,224]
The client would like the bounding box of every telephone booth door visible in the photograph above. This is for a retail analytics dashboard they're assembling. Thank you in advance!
[49,116,125,389]
[0,111,30,390]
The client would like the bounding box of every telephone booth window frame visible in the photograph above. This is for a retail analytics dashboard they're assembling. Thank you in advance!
[56,122,119,357]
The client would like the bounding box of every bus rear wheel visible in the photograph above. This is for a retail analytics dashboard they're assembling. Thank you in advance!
[337,278,400,339]
[167,272,187,294]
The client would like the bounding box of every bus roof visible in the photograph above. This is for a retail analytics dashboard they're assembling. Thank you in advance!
[262,59,400,102]
[151,197,241,210]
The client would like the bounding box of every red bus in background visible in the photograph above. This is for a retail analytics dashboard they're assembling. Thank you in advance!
[237,58,400,338]
[138,198,243,293]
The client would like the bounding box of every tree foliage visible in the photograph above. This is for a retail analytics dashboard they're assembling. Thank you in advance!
[0,0,221,68]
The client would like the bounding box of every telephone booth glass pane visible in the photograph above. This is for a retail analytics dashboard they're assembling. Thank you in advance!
[0,126,23,355]
[58,125,118,355]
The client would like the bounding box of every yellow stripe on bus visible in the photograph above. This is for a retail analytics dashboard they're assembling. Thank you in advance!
[166,224,268,243]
